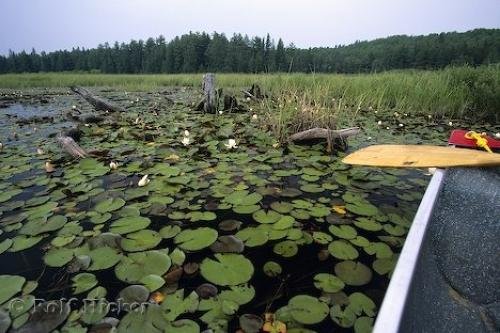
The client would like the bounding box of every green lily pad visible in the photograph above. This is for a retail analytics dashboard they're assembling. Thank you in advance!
[9,235,43,252]
[170,248,186,266]
[300,184,324,193]
[253,210,281,224]
[312,232,332,244]
[314,273,345,293]
[165,319,200,333]
[94,197,125,213]
[235,227,268,247]
[20,215,67,236]
[0,239,13,254]
[121,229,161,252]
[273,216,295,230]
[346,202,379,217]
[219,284,255,305]
[383,224,407,236]
[335,261,373,286]
[263,261,282,277]
[349,292,376,317]
[14,300,70,333]
[364,242,393,259]
[288,295,329,325]
[224,190,262,206]
[328,240,359,260]
[43,247,74,267]
[270,202,294,214]
[88,246,123,270]
[115,250,171,283]
[117,303,167,332]
[174,228,218,251]
[10,294,35,318]
[72,273,98,294]
[187,211,217,222]
[273,240,298,257]
[200,254,254,286]
[350,236,370,247]
[329,225,357,240]
[140,274,165,292]
[232,205,260,214]
[0,275,25,304]
[373,257,397,275]
[109,216,151,234]
[354,316,374,333]
[354,218,383,231]
[159,225,181,238]
[51,235,76,247]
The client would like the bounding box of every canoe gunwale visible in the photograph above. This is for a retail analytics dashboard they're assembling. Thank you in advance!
[373,168,446,333]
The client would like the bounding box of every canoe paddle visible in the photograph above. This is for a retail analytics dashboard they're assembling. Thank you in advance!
[342,145,500,168]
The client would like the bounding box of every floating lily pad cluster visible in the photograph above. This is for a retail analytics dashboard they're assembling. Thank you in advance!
[0,88,435,332]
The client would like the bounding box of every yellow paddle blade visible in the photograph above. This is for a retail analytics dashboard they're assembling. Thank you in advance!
[342,145,500,168]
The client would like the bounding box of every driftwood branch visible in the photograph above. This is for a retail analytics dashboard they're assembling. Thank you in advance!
[289,127,360,142]
[70,86,125,113]
[57,135,88,158]
[289,127,360,153]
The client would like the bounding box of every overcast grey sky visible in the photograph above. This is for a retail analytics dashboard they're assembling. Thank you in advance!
[1,0,499,55]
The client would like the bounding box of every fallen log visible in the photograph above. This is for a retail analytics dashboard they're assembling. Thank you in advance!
[289,127,361,152]
[242,84,266,100]
[289,127,360,142]
[57,135,88,158]
[70,86,126,113]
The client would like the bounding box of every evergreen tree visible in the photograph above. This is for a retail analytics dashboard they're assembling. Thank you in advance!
[1,29,499,74]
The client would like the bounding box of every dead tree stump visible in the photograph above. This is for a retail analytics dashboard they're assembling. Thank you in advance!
[202,73,217,114]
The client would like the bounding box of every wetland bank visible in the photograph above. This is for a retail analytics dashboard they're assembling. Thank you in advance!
[0,71,499,333]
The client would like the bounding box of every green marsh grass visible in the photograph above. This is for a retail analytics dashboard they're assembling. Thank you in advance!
[1,65,498,124]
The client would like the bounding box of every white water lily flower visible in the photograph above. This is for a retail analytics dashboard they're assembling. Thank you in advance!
[252,114,258,120]
[109,161,118,170]
[399,123,404,127]
[448,121,453,126]
[386,126,390,130]
[272,142,280,148]
[45,161,55,173]
[135,98,139,102]
[377,121,382,125]
[218,110,223,115]
[495,133,500,139]
[374,110,378,114]
[138,174,150,187]
[249,108,253,111]
[367,136,372,140]
[428,115,432,119]
[72,105,77,109]
[246,97,251,101]
[134,117,140,124]
[0,142,3,151]
[182,137,191,146]
[224,139,238,149]
[37,148,44,155]
[184,130,190,137]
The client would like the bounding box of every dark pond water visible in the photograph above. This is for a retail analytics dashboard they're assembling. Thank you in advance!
[4,88,492,333]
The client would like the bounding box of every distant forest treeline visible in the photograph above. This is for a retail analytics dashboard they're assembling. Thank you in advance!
[1,29,499,74]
